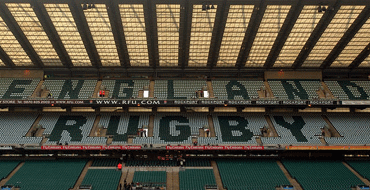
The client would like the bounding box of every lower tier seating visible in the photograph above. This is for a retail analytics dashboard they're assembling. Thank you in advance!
[346,161,370,180]
[99,113,149,144]
[81,169,121,190]
[325,113,370,145]
[91,158,120,167]
[282,160,363,190]
[262,113,325,145]
[179,169,216,190]
[0,161,20,179]
[133,113,208,144]
[0,113,41,145]
[217,159,290,190]
[39,113,106,145]
[132,171,167,187]
[6,159,87,190]
[126,160,177,167]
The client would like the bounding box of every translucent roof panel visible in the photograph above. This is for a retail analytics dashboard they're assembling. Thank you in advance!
[0,14,32,66]
[44,4,91,67]
[0,59,4,66]
[245,5,291,67]
[302,5,365,67]
[6,3,62,66]
[83,4,120,66]
[216,5,254,67]
[274,6,324,67]
[119,4,149,67]
[332,17,370,67]
[359,56,370,67]
[188,4,217,67]
[156,4,180,67]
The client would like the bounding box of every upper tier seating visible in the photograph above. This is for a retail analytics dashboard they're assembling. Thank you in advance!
[99,113,149,144]
[39,113,106,145]
[179,169,216,190]
[268,79,321,100]
[0,78,40,99]
[6,160,87,190]
[325,113,370,145]
[0,161,20,179]
[217,159,290,190]
[154,80,207,99]
[101,80,150,99]
[262,113,325,145]
[201,113,267,145]
[0,113,41,145]
[346,161,370,180]
[212,80,263,100]
[132,171,166,187]
[81,169,121,190]
[325,80,370,100]
[133,113,208,145]
[43,79,96,99]
[184,159,211,167]
[282,160,363,190]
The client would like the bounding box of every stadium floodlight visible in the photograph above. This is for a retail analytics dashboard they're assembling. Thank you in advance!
[91,4,96,8]
[318,5,322,13]
[83,3,88,10]
[88,4,92,9]
[204,91,209,98]
[211,4,215,9]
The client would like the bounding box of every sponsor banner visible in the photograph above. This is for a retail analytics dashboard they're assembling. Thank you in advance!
[41,145,142,150]
[0,99,340,106]
[317,146,348,150]
[165,146,264,150]
[341,100,370,105]
[348,146,370,150]
[286,146,318,150]
[0,146,13,150]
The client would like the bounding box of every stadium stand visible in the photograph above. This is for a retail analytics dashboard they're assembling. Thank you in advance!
[212,80,263,100]
[217,159,290,190]
[0,113,42,145]
[0,78,40,99]
[179,169,216,190]
[325,113,370,145]
[132,171,167,187]
[99,113,149,144]
[91,158,120,167]
[6,160,87,190]
[100,79,150,99]
[133,113,208,145]
[184,159,211,167]
[268,79,321,100]
[39,113,106,145]
[0,161,20,179]
[153,80,207,99]
[325,80,370,100]
[262,113,325,145]
[42,79,96,99]
[346,161,370,180]
[204,113,267,145]
[81,169,121,190]
[282,160,363,190]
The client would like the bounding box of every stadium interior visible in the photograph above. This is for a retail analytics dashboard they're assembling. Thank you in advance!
[1,0,370,189]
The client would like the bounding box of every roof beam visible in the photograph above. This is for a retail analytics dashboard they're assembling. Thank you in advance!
[264,1,303,69]
[69,0,101,68]
[321,6,370,69]
[106,1,130,70]
[292,0,342,69]
[207,0,227,70]
[349,43,370,70]
[179,0,190,71]
[0,46,15,68]
[0,3,43,68]
[31,1,73,69]
[236,0,265,69]
[144,0,159,70]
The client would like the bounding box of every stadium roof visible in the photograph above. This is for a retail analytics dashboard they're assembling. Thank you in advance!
[0,0,370,78]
